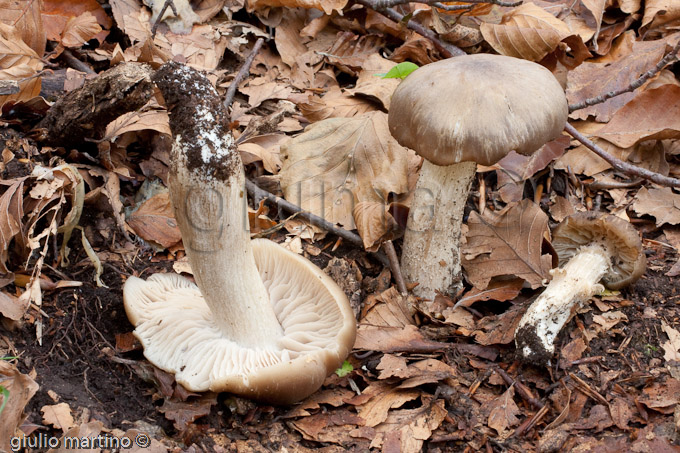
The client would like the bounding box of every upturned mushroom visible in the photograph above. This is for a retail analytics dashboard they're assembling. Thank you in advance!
[515,212,646,363]
[388,54,568,301]
[123,62,356,404]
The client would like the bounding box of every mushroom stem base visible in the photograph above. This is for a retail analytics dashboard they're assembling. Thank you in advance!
[400,160,476,301]
[515,244,610,363]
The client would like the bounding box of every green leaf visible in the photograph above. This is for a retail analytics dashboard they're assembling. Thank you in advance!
[0,385,8,418]
[335,360,353,377]
[376,62,419,80]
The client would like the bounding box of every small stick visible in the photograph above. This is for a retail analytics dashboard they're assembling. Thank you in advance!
[245,179,389,266]
[224,38,265,117]
[61,50,95,75]
[564,123,680,188]
[586,178,644,190]
[383,240,408,294]
[496,367,544,410]
[151,0,178,38]
[356,0,465,58]
[569,38,680,112]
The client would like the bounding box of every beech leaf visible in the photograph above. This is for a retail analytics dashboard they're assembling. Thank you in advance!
[280,111,410,230]
[462,199,553,289]
[633,187,680,227]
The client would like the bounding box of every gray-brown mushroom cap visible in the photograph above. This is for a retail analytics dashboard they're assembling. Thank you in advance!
[388,54,569,166]
[123,239,356,405]
[552,212,646,290]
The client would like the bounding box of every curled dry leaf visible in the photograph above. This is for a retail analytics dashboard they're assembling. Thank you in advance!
[0,178,26,274]
[352,201,401,251]
[487,386,521,437]
[0,23,43,107]
[633,187,680,227]
[642,0,680,30]
[0,0,45,56]
[247,0,348,15]
[238,134,287,174]
[41,402,75,432]
[127,190,181,249]
[462,199,553,290]
[346,53,401,110]
[567,32,670,122]
[593,84,680,147]
[296,86,378,123]
[280,111,410,231]
[59,11,103,49]
[0,361,39,452]
[41,0,111,43]
[480,2,572,62]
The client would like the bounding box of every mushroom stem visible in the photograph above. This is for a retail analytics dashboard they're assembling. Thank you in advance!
[515,244,610,363]
[169,158,284,348]
[400,160,476,301]
[155,65,284,349]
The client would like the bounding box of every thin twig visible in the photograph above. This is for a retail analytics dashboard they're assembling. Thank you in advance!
[372,0,522,8]
[495,367,544,410]
[245,179,389,266]
[356,0,465,58]
[565,123,680,188]
[224,37,265,118]
[61,50,95,75]
[383,240,407,295]
[151,0,178,38]
[586,178,644,190]
[569,38,680,112]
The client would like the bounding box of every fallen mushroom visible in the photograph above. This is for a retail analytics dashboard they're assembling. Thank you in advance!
[515,212,646,363]
[123,62,356,404]
[388,54,568,301]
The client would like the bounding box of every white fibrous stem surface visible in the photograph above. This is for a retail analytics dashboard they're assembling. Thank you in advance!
[400,160,476,301]
[515,244,610,361]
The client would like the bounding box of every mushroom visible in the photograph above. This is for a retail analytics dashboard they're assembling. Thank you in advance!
[515,212,646,363]
[388,54,568,301]
[123,62,356,404]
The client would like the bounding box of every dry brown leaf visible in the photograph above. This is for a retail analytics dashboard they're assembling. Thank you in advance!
[593,84,680,147]
[104,108,171,141]
[487,386,521,436]
[0,23,43,107]
[238,134,287,174]
[280,111,410,230]
[377,354,410,379]
[59,11,102,48]
[358,387,421,427]
[0,290,29,320]
[41,402,75,432]
[371,398,447,453]
[296,86,378,122]
[346,53,400,110]
[592,311,628,331]
[609,396,633,430]
[41,0,111,42]
[661,321,680,365]
[462,199,553,290]
[642,0,680,30]
[127,191,181,248]
[247,0,347,14]
[352,201,401,251]
[0,361,39,452]
[323,32,384,76]
[454,278,524,308]
[639,378,680,413]
[480,2,572,61]
[473,304,525,345]
[48,421,104,453]
[633,187,680,227]
[0,178,26,274]
[0,0,45,56]
[567,32,673,122]
[391,32,438,66]
[158,393,217,431]
[239,78,293,110]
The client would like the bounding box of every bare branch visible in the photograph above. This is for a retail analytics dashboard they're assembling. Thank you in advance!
[356,0,465,58]
[569,38,680,112]
[383,240,408,295]
[224,37,265,118]
[151,0,178,38]
[564,123,680,188]
[245,179,390,266]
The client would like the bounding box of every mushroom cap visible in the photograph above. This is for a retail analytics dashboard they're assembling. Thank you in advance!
[123,239,356,405]
[552,212,646,290]
[387,54,568,166]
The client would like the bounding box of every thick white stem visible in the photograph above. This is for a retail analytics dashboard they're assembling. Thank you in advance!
[400,160,476,301]
[515,245,610,363]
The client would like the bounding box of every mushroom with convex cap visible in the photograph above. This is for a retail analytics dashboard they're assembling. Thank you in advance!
[123,62,356,405]
[515,212,646,364]
[388,54,568,301]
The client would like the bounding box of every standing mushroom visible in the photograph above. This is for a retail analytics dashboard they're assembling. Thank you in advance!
[515,212,646,363]
[123,62,356,404]
[388,54,568,301]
